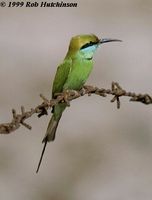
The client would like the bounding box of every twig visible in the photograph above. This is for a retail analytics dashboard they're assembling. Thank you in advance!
[0,82,151,134]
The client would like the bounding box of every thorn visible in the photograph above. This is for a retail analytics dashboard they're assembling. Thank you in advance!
[21,106,25,114]
[116,96,120,109]
[21,121,32,130]
[40,94,50,105]
[12,109,16,118]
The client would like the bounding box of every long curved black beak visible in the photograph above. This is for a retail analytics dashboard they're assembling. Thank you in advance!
[100,38,122,44]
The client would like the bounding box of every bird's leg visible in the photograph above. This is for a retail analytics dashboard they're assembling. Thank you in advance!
[63,89,81,104]
[61,90,71,106]
[55,89,80,106]
[54,90,71,106]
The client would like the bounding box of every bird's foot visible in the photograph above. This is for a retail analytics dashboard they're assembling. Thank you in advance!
[55,90,80,106]
[62,90,71,106]
[62,89,80,106]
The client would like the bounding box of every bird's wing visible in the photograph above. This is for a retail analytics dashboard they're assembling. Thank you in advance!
[52,58,72,98]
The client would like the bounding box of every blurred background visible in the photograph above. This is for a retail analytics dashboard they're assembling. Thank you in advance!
[0,0,152,199]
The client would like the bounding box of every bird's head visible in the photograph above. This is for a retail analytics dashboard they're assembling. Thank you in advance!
[66,34,122,60]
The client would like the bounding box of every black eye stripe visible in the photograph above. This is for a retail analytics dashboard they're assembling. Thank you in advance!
[80,41,98,50]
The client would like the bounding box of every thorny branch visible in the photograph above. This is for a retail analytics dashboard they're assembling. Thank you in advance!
[0,82,152,134]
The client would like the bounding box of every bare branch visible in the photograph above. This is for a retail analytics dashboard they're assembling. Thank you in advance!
[0,82,152,134]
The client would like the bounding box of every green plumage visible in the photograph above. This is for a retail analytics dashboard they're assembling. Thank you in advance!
[36,34,121,172]
[36,34,99,173]
[43,34,99,143]
[43,53,94,142]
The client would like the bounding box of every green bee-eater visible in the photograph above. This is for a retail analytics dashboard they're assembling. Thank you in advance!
[36,34,121,173]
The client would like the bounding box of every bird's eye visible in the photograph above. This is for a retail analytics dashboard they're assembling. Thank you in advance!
[80,41,98,50]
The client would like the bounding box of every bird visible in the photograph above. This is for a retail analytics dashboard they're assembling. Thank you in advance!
[36,34,122,173]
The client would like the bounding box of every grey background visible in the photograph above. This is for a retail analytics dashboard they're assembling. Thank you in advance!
[0,0,152,199]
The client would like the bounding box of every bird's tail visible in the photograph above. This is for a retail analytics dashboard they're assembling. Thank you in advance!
[36,114,61,173]
[43,114,61,142]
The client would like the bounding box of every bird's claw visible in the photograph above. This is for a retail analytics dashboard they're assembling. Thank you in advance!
[62,90,71,106]
[55,90,80,106]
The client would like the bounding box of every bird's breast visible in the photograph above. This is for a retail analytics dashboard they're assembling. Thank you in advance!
[63,59,93,90]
